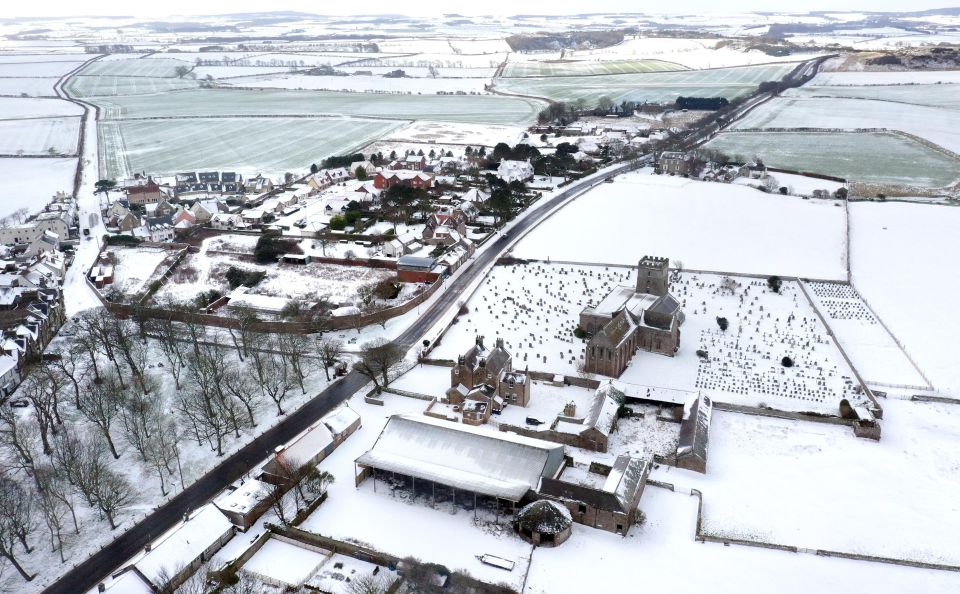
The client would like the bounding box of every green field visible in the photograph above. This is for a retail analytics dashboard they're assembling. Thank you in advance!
[80,57,190,78]
[66,75,201,97]
[788,83,960,110]
[502,59,687,78]
[704,131,960,188]
[92,88,546,125]
[496,63,797,106]
[100,117,403,179]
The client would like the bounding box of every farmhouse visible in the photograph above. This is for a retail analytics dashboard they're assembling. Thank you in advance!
[355,415,566,511]
[446,336,531,425]
[739,160,768,179]
[658,151,699,176]
[581,256,683,378]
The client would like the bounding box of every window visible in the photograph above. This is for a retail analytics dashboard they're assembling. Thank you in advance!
[616,524,624,534]
[578,503,587,514]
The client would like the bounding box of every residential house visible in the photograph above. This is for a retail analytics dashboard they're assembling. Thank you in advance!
[210,213,243,230]
[422,212,467,246]
[739,160,768,179]
[497,160,534,183]
[373,170,433,191]
[446,336,531,425]
[383,232,420,258]
[126,178,163,205]
[116,212,141,233]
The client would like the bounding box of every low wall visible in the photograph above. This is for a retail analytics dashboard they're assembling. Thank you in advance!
[712,401,855,427]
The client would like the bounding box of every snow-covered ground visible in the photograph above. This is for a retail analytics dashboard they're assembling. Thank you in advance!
[107,246,176,296]
[0,96,82,118]
[850,202,960,396]
[810,70,960,86]
[383,120,527,147]
[654,399,960,566]
[0,116,80,155]
[512,170,848,280]
[0,156,78,219]
[525,485,960,594]
[223,72,491,94]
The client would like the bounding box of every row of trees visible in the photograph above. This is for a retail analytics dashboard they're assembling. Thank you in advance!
[0,306,349,581]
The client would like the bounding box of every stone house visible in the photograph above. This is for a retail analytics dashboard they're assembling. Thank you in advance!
[739,160,768,179]
[125,178,163,205]
[657,151,698,175]
[447,336,531,424]
[373,170,433,190]
[581,256,683,378]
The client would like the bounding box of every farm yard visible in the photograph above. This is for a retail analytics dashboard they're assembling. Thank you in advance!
[512,170,848,280]
[496,63,798,105]
[704,131,960,188]
[98,116,403,179]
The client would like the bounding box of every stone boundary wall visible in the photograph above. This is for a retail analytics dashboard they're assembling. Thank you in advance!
[712,401,855,427]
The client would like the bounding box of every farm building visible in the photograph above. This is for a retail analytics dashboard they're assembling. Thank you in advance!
[261,405,361,486]
[514,500,573,547]
[675,394,713,473]
[397,255,438,283]
[355,415,565,515]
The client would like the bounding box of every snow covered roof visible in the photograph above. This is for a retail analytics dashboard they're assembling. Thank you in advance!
[677,394,712,462]
[323,405,360,436]
[103,569,154,594]
[356,415,565,501]
[517,500,572,534]
[214,478,272,516]
[539,455,648,515]
[134,504,233,586]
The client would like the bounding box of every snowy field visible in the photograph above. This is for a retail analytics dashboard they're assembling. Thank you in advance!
[502,58,686,77]
[525,486,960,594]
[496,63,796,105]
[705,131,960,188]
[93,88,545,125]
[0,77,57,96]
[66,75,201,97]
[803,281,927,389]
[99,117,402,179]
[789,83,960,110]
[662,400,960,565]
[0,96,82,118]
[0,60,83,77]
[0,157,77,218]
[223,72,491,94]
[383,120,527,147]
[810,70,960,86]
[513,170,848,279]
[79,56,187,77]
[850,203,960,396]
[733,96,960,155]
[0,116,80,155]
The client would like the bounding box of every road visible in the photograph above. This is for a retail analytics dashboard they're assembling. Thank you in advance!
[47,56,828,594]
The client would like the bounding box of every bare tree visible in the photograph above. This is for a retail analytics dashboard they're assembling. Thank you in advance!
[221,367,262,427]
[226,309,260,361]
[20,374,62,455]
[0,477,36,581]
[34,464,79,538]
[75,309,123,385]
[144,417,181,496]
[354,339,404,390]
[249,342,292,416]
[77,372,125,459]
[33,468,69,562]
[90,467,136,529]
[0,405,41,487]
[315,337,343,382]
[153,315,187,389]
[119,379,161,462]
[46,342,89,409]
[108,317,150,393]
[275,333,311,394]
[347,573,390,594]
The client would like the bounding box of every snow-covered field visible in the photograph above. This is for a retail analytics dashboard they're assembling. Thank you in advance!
[0,96,82,118]
[525,486,960,594]
[790,83,960,110]
[513,170,848,279]
[705,131,960,188]
[0,156,77,218]
[810,70,960,86]
[66,75,200,97]
[99,116,402,179]
[93,88,545,125]
[502,58,686,77]
[108,246,176,295]
[0,60,83,77]
[850,202,960,396]
[660,400,960,565]
[0,116,80,155]
[733,96,960,155]
[497,63,797,105]
[0,77,57,96]
[383,120,526,147]
[79,56,186,77]
[224,72,491,93]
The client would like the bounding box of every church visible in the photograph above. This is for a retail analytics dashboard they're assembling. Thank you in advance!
[579,256,684,377]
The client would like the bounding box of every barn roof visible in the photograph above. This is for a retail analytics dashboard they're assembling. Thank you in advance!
[356,415,565,501]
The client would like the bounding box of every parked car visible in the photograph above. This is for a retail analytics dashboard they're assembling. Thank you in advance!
[8,399,29,408]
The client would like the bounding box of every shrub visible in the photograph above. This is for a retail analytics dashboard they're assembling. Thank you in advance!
[105,234,143,246]
[767,275,782,293]
[329,215,346,231]
[839,398,856,419]
[254,235,291,263]
[716,317,729,332]
[374,277,401,300]
[193,289,223,308]
[225,266,266,289]
[573,327,587,339]
[696,349,708,359]
[781,356,794,368]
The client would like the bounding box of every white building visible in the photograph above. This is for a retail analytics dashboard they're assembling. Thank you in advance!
[496,160,534,184]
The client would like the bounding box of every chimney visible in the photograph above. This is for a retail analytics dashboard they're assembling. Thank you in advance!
[563,402,577,417]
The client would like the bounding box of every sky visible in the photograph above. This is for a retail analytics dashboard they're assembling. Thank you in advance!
[7,1,959,19]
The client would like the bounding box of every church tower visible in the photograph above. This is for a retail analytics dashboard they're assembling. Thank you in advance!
[636,256,669,296]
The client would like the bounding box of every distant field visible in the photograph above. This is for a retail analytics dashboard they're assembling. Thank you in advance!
[704,131,960,188]
[99,117,403,179]
[502,58,686,77]
[788,83,960,110]
[0,157,77,219]
[93,88,545,125]
[66,75,201,97]
[78,57,189,78]
[733,96,960,154]
[0,61,84,77]
[0,77,57,97]
[496,63,796,105]
[0,117,80,155]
